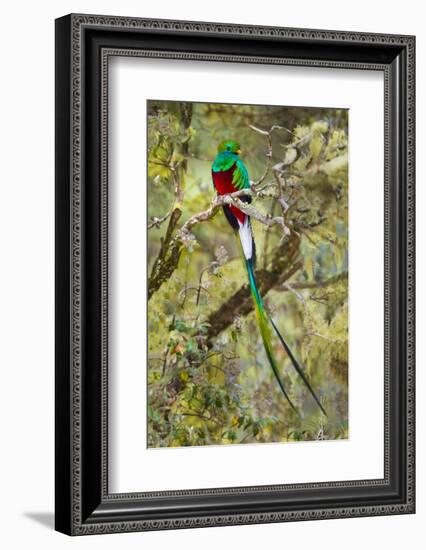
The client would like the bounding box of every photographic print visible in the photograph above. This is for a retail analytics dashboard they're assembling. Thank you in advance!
[147,100,349,448]
[56,16,415,533]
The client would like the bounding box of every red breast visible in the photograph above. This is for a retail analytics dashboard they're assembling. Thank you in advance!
[212,165,246,224]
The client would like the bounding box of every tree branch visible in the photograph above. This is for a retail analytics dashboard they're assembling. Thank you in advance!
[147,104,193,299]
[147,166,184,300]
[148,208,173,230]
[249,124,273,187]
[177,189,290,245]
[273,162,290,213]
[206,232,302,343]
[280,271,348,292]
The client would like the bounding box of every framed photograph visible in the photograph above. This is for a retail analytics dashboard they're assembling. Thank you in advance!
[55,14,415,535]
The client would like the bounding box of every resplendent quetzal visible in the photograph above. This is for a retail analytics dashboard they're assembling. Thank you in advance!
[211,139,326,417]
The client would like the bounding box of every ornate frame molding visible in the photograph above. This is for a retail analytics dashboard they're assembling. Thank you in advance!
[55,14,415,535]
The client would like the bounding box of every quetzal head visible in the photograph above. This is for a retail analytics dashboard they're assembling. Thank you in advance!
[217,139,241,154]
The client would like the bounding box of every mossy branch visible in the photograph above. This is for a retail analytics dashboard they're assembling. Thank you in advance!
[148,188,292,300]
[147,165,184,300]
[147,103,192,299]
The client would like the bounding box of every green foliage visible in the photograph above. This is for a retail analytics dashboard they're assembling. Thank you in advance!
[147,101,348,447]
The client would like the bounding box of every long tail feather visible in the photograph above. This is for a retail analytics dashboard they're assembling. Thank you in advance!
[268,317,327,417]
[244,256,298,414]
[237,220,326,417]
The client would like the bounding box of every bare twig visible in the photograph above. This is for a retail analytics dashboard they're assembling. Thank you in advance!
[295,225,318,245]
[305,331,346,345]
[148,209,173,230]
[147,158,185,231]
[282,282,307,307]
[179,285,210,308]
[177,190,290,244]
[269,124,299,139]
[281,272,348,292]
[263,200,276,270]
[273,162,290,213]
[196,265,212,306]
[249,124,273,187]
[249,124,298,191]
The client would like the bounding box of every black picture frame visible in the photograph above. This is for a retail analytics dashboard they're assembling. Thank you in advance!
[55,13,415,536]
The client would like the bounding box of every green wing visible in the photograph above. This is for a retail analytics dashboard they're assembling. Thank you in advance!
[232,158,250,190]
